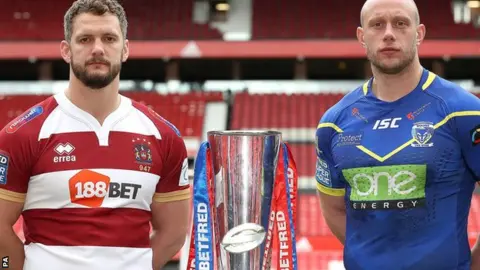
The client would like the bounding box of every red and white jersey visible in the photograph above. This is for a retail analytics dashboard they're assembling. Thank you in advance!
[0,91,191,270]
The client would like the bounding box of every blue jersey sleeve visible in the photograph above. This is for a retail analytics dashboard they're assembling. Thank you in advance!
[315,112,346,197]
[449,89,480,180]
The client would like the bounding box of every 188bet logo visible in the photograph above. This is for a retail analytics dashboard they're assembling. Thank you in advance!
[69,170,141,207]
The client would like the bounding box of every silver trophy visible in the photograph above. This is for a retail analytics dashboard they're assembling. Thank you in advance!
[207,130,282,270]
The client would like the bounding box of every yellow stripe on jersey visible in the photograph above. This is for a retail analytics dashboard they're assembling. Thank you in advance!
[422,72,437,90]
[363,80,369,95]
[153,189,191,203]
[358,110,480,162]
[317,183,345,197]
[434,111,480,129]
[316,75,479,164]
[357,139,415,162]
[0,188,26,203]
[362,71,436,95]
[317,123,343,133]
[316,112,480,164]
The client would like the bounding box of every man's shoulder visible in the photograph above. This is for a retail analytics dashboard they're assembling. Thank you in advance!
[426,75,480,112]
[0,96,58,142]
[320,84,366,125]
[130,99,183,140]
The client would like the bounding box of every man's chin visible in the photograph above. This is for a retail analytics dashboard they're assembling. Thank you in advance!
[86,68,109,75]
[84,82,111,90]
[81,77,112,89]
[373,60,408,75]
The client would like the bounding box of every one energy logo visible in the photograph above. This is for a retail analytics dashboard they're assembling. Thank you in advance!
[6,106,43,133]
[343,164,426,210]
[69,170,141,207]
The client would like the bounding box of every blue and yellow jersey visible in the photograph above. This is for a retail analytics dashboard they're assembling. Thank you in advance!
[316,69,480,270]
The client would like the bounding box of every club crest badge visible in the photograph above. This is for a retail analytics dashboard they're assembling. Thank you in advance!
[133,138,153,164]
[411,121,434,148]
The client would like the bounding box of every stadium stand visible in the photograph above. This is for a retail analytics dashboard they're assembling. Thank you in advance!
[231,93,343,141]
[0,0,223,40]
[252,0,480,39]
[0,0,478,40]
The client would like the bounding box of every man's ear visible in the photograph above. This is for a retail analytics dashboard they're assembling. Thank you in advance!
[122,39,129,62]
[60,40,72,64]
[416,24,426,46]
[357,27,366,48]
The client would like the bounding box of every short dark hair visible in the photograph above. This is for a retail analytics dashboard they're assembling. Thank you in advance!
[64,0,128,41]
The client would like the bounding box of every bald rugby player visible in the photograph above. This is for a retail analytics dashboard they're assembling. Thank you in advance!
[315,0,480,269]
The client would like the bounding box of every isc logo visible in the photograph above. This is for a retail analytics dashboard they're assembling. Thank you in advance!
[68,170,141,208]
[373,117,402,130]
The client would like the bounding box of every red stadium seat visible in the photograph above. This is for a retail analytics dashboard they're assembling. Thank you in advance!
[0,0,223,40]
[231,92,343,130]
[0,0,478,40]
[287,143,315,177]
[252,0,480,39]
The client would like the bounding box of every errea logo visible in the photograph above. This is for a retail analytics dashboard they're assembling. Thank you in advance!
[55,143,74,155]
[53,142,76,163]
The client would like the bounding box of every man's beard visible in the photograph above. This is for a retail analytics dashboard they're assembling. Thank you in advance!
[368,45,416,75]
[71,57,121,89]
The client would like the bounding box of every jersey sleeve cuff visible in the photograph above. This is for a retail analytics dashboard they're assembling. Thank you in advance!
[153,189,191,203]
[0,188,26,203]
[317,183,345,197]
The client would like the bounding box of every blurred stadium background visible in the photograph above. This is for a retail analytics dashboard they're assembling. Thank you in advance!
[2,0,480,269]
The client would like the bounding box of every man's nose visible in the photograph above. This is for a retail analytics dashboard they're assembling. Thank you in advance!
[91,39,105,56]
[383,23,396,42]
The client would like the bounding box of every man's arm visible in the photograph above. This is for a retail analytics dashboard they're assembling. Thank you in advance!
[447,90,480,268]
[315,122,347,244]
[0,127,34,270]
[0,199,24,270]
[318,191,346,244]
[150,199,190,269]
[151,129,191,270]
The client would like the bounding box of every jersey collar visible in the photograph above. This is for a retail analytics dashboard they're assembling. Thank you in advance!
[54,90,132,146]
[362,68,436,105]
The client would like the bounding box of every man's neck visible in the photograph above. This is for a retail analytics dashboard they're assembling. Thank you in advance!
[65,76,121,125]
[371,61,424,102]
